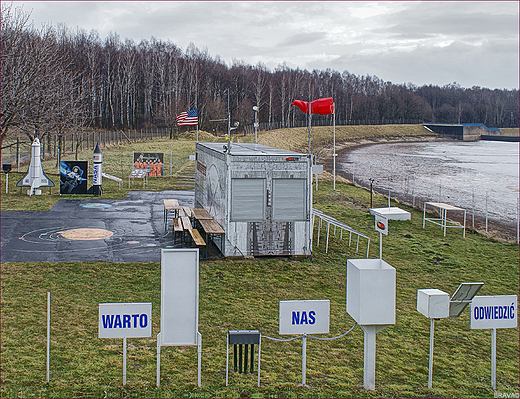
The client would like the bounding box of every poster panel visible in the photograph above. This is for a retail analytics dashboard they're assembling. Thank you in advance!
[160,249,199,346]
[133,152,164,176]
[60,161,88,194]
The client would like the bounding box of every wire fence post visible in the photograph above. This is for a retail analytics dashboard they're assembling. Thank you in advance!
[471,188,475,232]
[485,191,489,237]
[516,197,520,245]
[412,174,416,208]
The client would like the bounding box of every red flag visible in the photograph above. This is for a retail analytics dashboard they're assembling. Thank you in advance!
[291,100,309,114]
[311,97,334,115]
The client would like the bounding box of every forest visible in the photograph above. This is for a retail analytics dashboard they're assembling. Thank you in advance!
[2,3,519,144]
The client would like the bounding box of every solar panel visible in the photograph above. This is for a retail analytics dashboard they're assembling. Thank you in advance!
[449,282,484,317]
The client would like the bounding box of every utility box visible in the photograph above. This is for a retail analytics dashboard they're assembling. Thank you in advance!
[346,259,396,325]
[195,142,312,257]
[417,289,450,319]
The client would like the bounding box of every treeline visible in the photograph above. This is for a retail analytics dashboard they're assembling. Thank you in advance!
[2,4,518,144]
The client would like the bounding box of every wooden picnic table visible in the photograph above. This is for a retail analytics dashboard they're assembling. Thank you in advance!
[163,199,181,227]
[198,218,225,253]
[199,218,225,234]
[192,207,212,220]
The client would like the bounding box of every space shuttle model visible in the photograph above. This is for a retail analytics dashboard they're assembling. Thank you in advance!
[16,137,55,195]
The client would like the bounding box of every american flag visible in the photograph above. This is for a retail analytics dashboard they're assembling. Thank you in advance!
[177,108,198,126]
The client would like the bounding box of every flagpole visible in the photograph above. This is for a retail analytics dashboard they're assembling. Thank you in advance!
[308,101,311,156]
[333,103,336,191]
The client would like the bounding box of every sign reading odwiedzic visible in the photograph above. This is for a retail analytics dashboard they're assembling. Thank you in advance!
[470,295,517,330]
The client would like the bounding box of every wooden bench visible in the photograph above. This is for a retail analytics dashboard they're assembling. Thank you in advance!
[172,217,183,243]
[188,228,206,247]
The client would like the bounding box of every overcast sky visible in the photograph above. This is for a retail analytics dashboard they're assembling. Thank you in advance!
[10,1,519,89]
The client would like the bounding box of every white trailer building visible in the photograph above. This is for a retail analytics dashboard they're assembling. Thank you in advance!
[195,142,312,257]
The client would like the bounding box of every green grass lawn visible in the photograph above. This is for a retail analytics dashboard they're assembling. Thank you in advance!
[1,178,518,398]
[1,127,518,398]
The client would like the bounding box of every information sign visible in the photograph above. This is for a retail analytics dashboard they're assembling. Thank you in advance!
[98,303,152,338]
[470,295,517,330]
[279,300,330,335]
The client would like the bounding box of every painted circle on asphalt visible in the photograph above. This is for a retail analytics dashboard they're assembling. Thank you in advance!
[80,203,112,208]
[57,228,114,240]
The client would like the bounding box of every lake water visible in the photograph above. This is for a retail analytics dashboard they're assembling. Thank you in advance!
[338,140,519,222]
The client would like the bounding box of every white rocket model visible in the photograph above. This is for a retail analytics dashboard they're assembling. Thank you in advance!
[16,137,55,196]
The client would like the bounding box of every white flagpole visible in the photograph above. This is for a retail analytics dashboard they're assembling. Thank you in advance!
[333,103,336,191]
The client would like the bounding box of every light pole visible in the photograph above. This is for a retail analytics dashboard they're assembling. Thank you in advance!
[253,106,259,144]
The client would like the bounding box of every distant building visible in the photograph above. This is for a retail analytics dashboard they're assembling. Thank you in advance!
[422,123,500,141]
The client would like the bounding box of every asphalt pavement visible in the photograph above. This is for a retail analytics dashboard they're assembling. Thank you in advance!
[1,190,195,263]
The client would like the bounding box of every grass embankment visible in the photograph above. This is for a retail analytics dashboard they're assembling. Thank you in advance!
[1,126,518,398]
[0,125,432,211]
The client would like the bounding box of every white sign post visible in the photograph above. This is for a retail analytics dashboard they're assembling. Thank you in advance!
[279,300,330,386]
[470,295,518,389]
[347,258,396,390]
[157,249,201,387]
[370,207,410,260]
[98,302,152,385]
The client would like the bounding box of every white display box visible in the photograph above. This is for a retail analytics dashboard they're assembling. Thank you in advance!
[347,259,396,325]
[417,289,449,319]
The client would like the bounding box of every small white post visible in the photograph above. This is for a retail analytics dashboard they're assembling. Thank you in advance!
[428,318,435,389]
[302,334,307,386]
[491,328,497,390]
[156,332,161,387]
[225,333,229,386]
[361,325,377,390]
[5,173,9,194]
[46,291,50,383]
[325,222,330,253]
[257,336,261,387]
[197,332,202,387]
[123,337,127,385]
[379,231,383,260]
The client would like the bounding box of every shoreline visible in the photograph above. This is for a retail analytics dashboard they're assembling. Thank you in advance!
[316,135,518,243]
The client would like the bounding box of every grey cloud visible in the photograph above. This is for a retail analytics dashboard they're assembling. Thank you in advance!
[277,32,328,48]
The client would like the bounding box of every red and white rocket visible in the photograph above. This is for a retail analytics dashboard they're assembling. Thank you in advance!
[16,137,55,196]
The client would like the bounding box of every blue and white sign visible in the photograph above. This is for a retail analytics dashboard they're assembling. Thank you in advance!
[99,302,152,338]
[279,300,330,335]
[470,295,517,330]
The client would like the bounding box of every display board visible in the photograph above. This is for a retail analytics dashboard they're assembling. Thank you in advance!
[60,161,88,194]
[133,152,164,176]
[160,249,199,346]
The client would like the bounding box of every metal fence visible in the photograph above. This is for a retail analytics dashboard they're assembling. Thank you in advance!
[345,170,519,243]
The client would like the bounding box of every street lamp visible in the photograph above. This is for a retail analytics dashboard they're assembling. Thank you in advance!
[253,106,259,144]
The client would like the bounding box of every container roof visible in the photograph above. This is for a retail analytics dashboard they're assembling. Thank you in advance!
[198,142,307,157]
